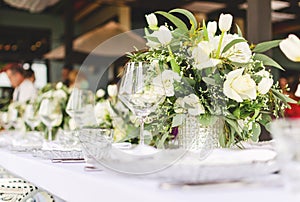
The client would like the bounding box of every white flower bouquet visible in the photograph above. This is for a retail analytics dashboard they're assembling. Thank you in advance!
[126,8,294,147]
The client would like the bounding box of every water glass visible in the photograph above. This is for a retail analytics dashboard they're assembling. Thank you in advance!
[78,128,113,164]
[271,118,300,197]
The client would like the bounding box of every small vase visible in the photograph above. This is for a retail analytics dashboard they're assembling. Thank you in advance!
[177,115,223,151]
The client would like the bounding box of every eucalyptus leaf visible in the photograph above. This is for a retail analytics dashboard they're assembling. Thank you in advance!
[222,38,247,54]
[202,77,216,86]
[155,11,188,32]
[253,53,285,71]
[170,8,197,32]
[251,122,261,142]
[252,40,282,53]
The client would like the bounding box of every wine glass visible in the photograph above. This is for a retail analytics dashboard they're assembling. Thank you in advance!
[38,98,63,141]
[118,62,165,154]
[24,104,40,131]
[66,88,96,129]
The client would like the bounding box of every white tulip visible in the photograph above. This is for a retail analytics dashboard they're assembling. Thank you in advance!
[258,77,273,94]
[218,13,233,32]
[256,70,270,78]
[156,26,173,45]
[279,34,300,62]
[153,70,180,97]
[107,84,118,97]
[96,89,105,98]
[207,21,217,36]
[145,13,158,30]
[223,68,257,102]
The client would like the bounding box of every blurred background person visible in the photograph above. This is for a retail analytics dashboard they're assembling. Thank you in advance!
[5,63,37,103]
[68,69,89,89]
[61,64,73,87]
[280,75,300,118]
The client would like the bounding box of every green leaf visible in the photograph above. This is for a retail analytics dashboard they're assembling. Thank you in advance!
[236,24,243,37]
[251,122,261,142]
[170,8,197,32]
[170,58,180,73]
[253,53,285,71]
[271,88,297,104]
[252,40,282,53]
[199,114,218,126]
[155,11,188,32]
[233,108,240,119]
[157,132,170,149]
[225,117,242,138]
[202,77,216,85]
[144,35,160,43]
[222,38,247,54]
[202,19,208,41]
[172,114,185,127]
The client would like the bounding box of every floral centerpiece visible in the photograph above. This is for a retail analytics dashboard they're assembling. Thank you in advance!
[123,9,294,147]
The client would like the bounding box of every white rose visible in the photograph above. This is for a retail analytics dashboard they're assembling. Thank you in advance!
[107,84,118,97]
[153,70,180,97]
[213,34,252,63]
[145,13,158,30]
[182,94,205,116]
[258,77,273,94]
[156,26,172,45]
[96,89,105,98]
[218,13,233,32]
[53,89,67,100]
[56,82,63,89]
[94,101,110,124]
[192,41,221,69]
[279,34,300,62]
[256,70,270,78]
[223,68,257,102]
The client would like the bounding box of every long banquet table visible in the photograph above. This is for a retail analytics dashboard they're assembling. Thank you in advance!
[0,149,299,202]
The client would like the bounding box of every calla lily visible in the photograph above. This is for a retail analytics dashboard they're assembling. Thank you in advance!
[279,34,300,62]
[218,13,233,32]
[145,13,158,30]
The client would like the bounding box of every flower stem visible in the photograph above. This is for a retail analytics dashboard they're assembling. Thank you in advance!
[216,31,225,59]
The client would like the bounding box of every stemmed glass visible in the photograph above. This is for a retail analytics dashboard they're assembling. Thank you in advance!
[66,88,96,129]
[118,62,165,154]
[24,104,40,131]
[38,98,63,141]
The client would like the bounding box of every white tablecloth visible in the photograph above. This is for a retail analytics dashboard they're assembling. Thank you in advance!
[0,149,297,202]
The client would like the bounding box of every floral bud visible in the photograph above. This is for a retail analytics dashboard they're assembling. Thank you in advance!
[218,13,233,32]
[145,13,158,30]
[279,34,300,62]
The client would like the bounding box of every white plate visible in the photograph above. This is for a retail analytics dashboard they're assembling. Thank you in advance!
[92,148,278,183]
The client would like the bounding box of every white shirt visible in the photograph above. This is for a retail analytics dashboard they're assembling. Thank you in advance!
[13,79,37,103]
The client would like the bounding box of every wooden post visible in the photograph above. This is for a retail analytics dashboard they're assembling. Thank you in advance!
[247,0,272,44]
[64,0,74,66]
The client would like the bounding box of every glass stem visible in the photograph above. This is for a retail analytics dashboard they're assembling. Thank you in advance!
[48,126,52,141]
[139,116,146,146]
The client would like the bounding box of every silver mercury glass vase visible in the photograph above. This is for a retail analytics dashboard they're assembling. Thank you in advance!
[177,115,223,151]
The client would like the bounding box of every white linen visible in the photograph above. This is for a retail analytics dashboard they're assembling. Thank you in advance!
[0,149,298,202]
